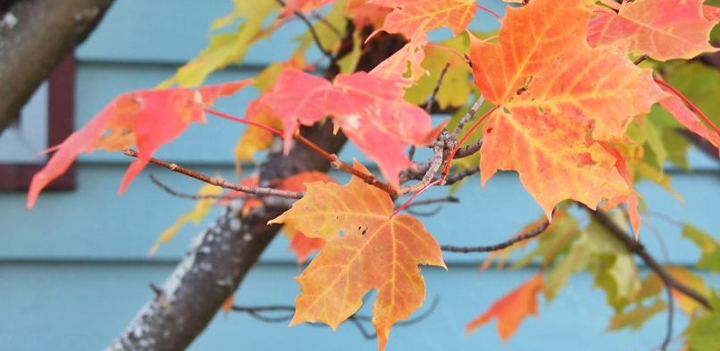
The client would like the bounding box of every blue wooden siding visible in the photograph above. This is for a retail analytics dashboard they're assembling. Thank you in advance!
[0,0,718,350]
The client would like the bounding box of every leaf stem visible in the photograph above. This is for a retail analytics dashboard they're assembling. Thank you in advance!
[475,3,501,20]
[206,108,397,196]
[442,105,499,179]
[391,179,442,217]
[653,77,720,136]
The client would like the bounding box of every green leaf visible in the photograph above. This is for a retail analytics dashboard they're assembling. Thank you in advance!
[160,0,280,87]
[546,218,641,310]
[295,0,346,53]
[682,224,720,272]
[405,34,475,109]
[337,28,362,74]
[664,61,720,126]
[607,299,666,331]
[634,273,664,303]
[512,212,579,269]
[686,293,720,351]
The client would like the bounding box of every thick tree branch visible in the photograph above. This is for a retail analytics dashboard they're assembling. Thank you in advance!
[105,122,347,351]
[104,23,408,351]
[0,0,115,133]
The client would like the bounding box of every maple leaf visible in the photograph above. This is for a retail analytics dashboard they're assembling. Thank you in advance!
[257,69,441,188]
[606,300,666,331]
[370,23,428,82]
[587,0,718,61]
[220,171,332,263]
[466,274,544,341]
[469,0,666,217]
[369,0,476,38]
[347,0,391,27]
[27,80,252,208]
[161,0,279,87]
[234,101,283,167]
[269,161,446,351]
[658,95,720,157]
[222,294,236,317]
[280,0,336,17]
[666,266,712,316]
[404,34,475,109]
[277,171,335,263]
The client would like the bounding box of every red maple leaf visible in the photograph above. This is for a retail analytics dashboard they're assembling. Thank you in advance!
[257,69,441,188]
[27,81,252,208]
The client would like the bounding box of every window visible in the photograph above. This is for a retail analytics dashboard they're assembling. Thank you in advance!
[0,56,75,191]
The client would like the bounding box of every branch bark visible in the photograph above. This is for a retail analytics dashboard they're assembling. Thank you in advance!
[103,22,407,351]
[0,0,115,133]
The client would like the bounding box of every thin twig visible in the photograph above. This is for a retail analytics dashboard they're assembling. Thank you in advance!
[441,218,550,253]
[231,297,439,340]
[400,132,448,194]
[150,175,248,200]
[662,283,675,351]
[451,96,485,137]
[405,206,444,217]
[206,107,396,196]
[453,139,483,159]
[424,64,450,113]
[408,66,450,163]
[294,132,397,196]
[587,208,712,310]
[398,196,459,210]
[634,55,649,65]
[122,149,303,199]
[400,196,459,217]
[310,12,343,39]
[275,0,333,59]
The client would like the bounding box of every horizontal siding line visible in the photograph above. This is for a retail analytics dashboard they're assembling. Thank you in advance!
[0,257,704,271]
[73,159,719,174]
[77,58,270,72]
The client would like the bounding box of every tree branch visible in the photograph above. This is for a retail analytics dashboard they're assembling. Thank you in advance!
[104,24,409,351]
[123,149,303,199]
[587,208,712,310]
[231,296,439,340]
[441,218,550,253]
[0,0,115,133]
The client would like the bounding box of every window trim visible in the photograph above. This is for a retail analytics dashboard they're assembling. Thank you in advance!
[0,55,76,191]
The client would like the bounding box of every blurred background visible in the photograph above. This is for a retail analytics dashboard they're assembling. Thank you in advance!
[0,0,718,350]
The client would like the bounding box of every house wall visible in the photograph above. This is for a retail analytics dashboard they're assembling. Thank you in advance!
[1,1,718,350]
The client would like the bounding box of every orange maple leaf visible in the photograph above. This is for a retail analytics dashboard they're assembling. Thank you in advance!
[221,171,332,263]
[466,274,544,341]
[257,69,441,188]
[370,23,429,82]
[369,0,476,38]
[347,0,391,27]
[469,0,666,217]
[27,80,252,208]
[269,161,446,351]
[588,0,718,61]
[277,171,335,263]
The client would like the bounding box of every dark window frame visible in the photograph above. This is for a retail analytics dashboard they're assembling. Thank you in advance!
[0,55,76,191]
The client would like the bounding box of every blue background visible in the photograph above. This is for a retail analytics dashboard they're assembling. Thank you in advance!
[1,1,718,350]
